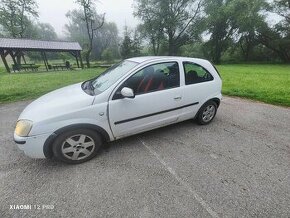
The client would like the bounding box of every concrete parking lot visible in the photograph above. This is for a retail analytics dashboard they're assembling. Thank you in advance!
[0,97,289,217]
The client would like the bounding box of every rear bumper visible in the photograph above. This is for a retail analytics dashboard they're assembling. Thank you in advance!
[14,132,52,159]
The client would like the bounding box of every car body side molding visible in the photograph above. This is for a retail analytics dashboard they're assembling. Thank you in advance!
[114,102,199,125]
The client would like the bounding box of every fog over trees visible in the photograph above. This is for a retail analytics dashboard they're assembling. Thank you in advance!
[0,0,289,64]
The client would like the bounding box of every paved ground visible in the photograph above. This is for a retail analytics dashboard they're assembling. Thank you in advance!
[0,97,289,217]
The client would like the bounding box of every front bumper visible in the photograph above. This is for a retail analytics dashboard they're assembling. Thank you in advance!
[14,132,52,159]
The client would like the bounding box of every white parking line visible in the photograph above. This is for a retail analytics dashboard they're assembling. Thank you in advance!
[139,138,219,218]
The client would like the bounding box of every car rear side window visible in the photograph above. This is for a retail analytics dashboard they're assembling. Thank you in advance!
[183,62,214,85]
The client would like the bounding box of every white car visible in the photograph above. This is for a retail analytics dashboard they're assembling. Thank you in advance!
[14,56,222,164]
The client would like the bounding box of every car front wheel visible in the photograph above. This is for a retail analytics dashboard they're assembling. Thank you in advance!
[52,129,102,164]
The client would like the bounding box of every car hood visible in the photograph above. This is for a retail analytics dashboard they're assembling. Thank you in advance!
[19,83,95,122]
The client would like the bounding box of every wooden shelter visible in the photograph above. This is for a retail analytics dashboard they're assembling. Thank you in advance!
[0,38,83,73]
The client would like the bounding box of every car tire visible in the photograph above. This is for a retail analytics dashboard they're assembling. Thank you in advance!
[52,129,102,164]
[196,100,218,125]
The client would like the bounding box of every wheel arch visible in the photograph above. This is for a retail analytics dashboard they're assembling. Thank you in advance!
[194,98,220,125]
[195,98,220,118]
[211,97,221,108]
[43,124,111,159]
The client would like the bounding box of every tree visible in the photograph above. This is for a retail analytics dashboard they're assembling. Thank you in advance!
[101,48,114,62]
[272,0,290,24]
[65,10,88,45]
[232,0,268,61]
[202,0,266,63]
[257,24,290,62]
[0,0,38,38]
[75,0,105,68]
[120,26,133,59]
[35,23,58,40]
[131,28,142,56]
[203,0,236,64]
[134,0,203,55]
[138,23,163,55]
[134,1,164,55]
[93,22,119,59]
[256,0,290,62]
[120,26,142,59]
[65,9,119,61]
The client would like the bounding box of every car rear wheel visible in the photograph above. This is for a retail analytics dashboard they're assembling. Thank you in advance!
[52,129,102,164]
[196,100,218,125]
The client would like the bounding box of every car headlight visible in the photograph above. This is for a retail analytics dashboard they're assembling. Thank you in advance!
[15,120,33,137]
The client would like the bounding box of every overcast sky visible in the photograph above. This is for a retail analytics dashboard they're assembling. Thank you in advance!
[37,0,139,37]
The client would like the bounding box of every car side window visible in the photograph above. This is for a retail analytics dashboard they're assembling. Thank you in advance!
[113,62,180,99]
[183,62,214,85]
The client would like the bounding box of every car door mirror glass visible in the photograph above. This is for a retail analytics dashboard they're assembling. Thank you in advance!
[121,87,135,99]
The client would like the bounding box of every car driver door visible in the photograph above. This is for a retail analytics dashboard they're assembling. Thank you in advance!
[108,61,183,139]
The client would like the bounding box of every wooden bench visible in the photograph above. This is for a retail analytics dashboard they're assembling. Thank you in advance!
[12,64,40,72]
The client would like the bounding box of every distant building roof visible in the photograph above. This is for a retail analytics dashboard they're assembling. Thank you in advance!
[0,38,82,51]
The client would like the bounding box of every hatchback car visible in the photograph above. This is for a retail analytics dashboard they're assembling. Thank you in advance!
[14,56,222,164]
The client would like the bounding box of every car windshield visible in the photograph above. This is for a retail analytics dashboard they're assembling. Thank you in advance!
[91,60,138,93]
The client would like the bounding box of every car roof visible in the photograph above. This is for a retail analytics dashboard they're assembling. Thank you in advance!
[127,56,208,64]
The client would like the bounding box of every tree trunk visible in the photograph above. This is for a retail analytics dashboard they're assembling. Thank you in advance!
[168,37,177,56]
[85,54,90,68]
[213,42,222,64]
[84,5,92,68]
[278,51,290,63]
[86,46,92,68]
[151,38,157,55]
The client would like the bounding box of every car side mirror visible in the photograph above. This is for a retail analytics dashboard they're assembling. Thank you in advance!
[121,87,135,99]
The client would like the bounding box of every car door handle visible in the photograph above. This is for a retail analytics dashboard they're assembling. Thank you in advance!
[174,96,182,100]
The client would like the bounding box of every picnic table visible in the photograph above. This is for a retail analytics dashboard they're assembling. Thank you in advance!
[12,64,40,72]
[49,61,71,71]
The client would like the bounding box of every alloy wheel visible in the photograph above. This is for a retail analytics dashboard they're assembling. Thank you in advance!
[202,105,216,123]
[61,134,95,161]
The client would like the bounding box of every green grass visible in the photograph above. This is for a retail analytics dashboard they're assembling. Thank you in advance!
[0,65,289,107]
[217,64,290,107]
[0,68,103,103]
